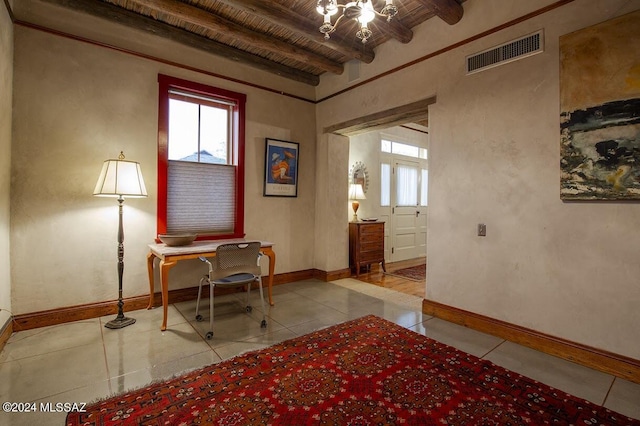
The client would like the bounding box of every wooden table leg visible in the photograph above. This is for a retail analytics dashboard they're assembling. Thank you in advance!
[262,247,276,306]
[159,258,177,331]
[146,252,156,310]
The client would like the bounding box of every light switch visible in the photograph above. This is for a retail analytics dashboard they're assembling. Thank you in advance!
[478,223,486,236]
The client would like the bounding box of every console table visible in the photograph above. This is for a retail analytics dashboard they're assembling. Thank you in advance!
[146,239,275,331]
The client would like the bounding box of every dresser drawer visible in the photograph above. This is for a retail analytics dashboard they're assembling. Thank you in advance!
[359,223,383,235]
[359,232,383,244]
[360,241,382,253]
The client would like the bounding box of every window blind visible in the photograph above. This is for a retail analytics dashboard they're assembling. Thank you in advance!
[167,160,235,234]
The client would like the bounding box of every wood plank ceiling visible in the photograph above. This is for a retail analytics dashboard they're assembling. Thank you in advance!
[43,0,464,86]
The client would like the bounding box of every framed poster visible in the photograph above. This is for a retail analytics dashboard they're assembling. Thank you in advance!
[264,138,299,197]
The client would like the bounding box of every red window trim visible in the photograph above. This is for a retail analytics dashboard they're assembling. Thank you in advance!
[157,74,246,240]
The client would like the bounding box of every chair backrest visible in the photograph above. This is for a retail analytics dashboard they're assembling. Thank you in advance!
[210,241,262,280]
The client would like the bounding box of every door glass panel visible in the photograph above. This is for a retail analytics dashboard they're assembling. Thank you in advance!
[421,169,428,206]
[393,142,420,158]
[381,162,390,206]
[396,164,418,206]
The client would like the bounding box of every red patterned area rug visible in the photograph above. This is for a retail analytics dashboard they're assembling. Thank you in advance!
[67,315,638,425]
[386,263,426,281]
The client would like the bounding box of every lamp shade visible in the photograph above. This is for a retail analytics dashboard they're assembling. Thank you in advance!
[348,183,366,200]
[94,152,147,197]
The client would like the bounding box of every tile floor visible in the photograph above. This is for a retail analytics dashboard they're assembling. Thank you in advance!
[1,278,639,425]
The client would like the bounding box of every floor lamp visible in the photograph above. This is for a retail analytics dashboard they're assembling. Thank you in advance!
[94,151,147,329]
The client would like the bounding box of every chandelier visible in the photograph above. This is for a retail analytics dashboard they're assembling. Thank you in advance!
[316,0,398,44]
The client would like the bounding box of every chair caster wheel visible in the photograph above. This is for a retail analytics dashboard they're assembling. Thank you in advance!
[246,306,253,312]
[196,314,203,322]
[261,320,267,328]
[206,331,213,340]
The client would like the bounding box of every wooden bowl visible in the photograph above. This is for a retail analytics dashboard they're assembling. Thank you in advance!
[158,233,197,246]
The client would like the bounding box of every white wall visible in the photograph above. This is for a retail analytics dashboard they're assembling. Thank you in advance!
[316,0,640,359]
[313,133,350,273]
[0,0,14,330]
[10,10,317,314]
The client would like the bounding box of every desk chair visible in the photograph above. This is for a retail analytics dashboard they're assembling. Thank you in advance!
[195,241,267,339]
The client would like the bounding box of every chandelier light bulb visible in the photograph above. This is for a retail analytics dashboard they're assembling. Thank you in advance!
[358,1,375,24]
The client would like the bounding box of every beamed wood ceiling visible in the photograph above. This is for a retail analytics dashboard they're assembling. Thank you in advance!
[42,0,464,86]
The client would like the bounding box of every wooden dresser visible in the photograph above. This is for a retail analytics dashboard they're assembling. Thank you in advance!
[349,221,386,277]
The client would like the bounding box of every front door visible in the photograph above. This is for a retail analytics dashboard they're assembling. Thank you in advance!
[391,160,426,261]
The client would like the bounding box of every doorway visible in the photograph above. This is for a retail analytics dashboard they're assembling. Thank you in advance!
[348,125,428,297]
[328,96,434,297]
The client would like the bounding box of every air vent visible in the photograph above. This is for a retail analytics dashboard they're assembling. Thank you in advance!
[466,30,544,75]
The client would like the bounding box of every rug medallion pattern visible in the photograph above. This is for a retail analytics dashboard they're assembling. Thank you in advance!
[67,315,639,425]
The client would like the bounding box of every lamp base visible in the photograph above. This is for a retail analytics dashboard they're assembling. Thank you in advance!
[105,315,136,329]
[351,201,360,222]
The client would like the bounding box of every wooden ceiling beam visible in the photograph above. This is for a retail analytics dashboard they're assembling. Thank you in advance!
[215,0,376,64]
[417,0,464,25]
[126,0,344,75]
[41,0,319,85]
[377,20,414,44]
[324,97,436,136]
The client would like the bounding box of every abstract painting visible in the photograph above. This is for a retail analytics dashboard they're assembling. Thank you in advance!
[560,10,640,200]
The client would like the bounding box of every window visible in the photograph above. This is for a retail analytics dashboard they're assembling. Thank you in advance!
[157,74,246,239]
[381,139,427,159]
[380,138,428,208]
[381,162,391,206]
[421,169,428,206]
[396,164,418,206]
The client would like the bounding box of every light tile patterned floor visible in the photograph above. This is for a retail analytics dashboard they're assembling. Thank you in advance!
[0,279,638,425]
